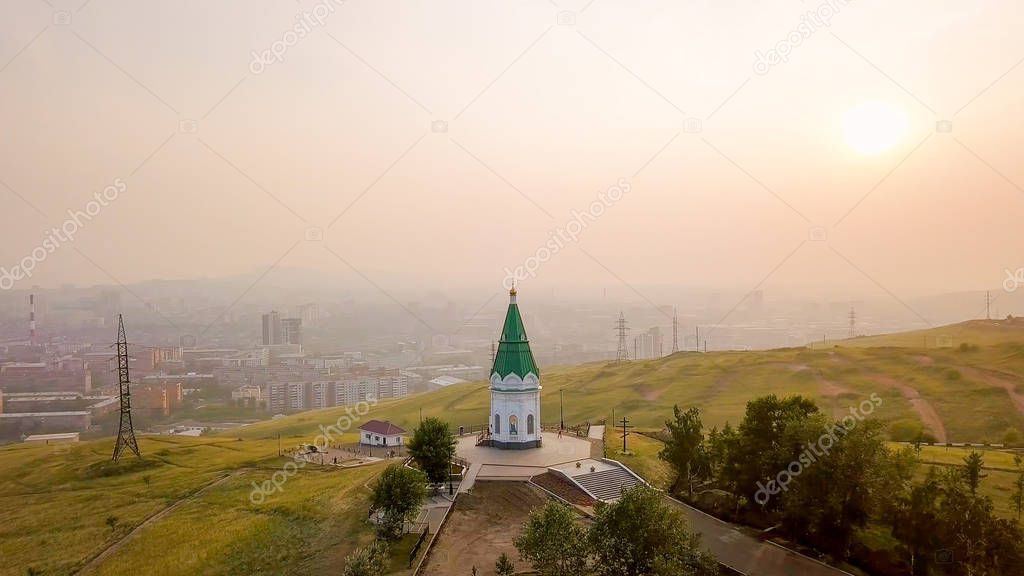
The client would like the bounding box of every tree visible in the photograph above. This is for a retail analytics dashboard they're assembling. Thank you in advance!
[962,451,984,495]
[589,485,718,576]
[341,540,389,576]
[495,552,515,576]
[719,395,818,511]
[780,418,892,557]
[924,467,1024,575]
[407,417,456,487]
[105,516,119,532]
[893,469,942,576]
[370,464,427,539]
[514,501,591,576]
[659,405,706,497]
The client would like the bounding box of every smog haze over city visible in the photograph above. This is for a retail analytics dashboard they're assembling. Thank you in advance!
[2,0,1023,357]
[5,3,1024,576]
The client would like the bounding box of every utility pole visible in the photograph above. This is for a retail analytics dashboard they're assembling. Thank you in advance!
[619,416,634,453]
[986,291,992,320]
[849,306,856,339]
[695,326,699,352]
[672,308,678,354]
[559,389,565,430]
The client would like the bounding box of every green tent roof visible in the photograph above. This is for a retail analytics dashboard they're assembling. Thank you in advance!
[491,291,539,380]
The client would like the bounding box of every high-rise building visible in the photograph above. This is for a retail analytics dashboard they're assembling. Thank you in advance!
[262,311,303,346]
[266,381,309,413]
[634,327,665,360]
[282,318,302,346]
[297,303,320,324]
[310,380,335,410]
[262,311,283,346]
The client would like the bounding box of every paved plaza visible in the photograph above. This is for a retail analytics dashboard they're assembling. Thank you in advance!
[456,431,592,489]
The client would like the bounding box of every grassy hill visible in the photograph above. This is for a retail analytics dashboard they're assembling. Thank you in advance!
[0,434,387,576]
[3,319,1024,575]
[251,319,1024,444]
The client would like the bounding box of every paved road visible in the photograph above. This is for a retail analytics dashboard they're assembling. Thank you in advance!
[669,498,852,576]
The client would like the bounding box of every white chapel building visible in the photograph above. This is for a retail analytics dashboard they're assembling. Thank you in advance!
[488,287,542,449]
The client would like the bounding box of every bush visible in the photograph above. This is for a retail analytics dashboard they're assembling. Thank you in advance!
[887,420,937,444]
[1002,428,1022,447]
[342,541,389,576]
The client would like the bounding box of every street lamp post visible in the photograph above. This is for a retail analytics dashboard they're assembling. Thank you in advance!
[560,389,564,431]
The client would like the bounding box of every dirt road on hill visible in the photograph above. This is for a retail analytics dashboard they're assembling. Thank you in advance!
[871,374,947,442]
[957,366,1024,416]
[75,471,240,575]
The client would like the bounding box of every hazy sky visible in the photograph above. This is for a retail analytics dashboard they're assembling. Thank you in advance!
[1,0,1022,304]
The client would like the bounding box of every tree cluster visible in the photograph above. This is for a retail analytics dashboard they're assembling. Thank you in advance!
[658,395,1024,575]
[514,485,719,576]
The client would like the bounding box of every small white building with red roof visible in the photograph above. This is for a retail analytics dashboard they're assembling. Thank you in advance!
[358,419,407,447]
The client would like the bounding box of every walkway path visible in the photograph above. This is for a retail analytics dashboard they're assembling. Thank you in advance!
[669,497,852,576]
[458,462,483,494]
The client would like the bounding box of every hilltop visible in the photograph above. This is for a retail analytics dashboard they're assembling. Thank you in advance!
[3,319,1024,575]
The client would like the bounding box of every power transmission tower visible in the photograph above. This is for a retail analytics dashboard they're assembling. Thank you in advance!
[112,315,141,461]
[672,308,678,353]
[615,312,630,362]
[848,307,856,339]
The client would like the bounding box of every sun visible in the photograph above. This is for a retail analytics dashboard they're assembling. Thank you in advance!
[843,101,909,155]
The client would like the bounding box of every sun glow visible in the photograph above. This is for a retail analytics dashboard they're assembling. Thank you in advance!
[843,101,909,155]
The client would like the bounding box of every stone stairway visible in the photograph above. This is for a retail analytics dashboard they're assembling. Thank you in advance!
[532,472,596,506]
[574,466,643,501]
